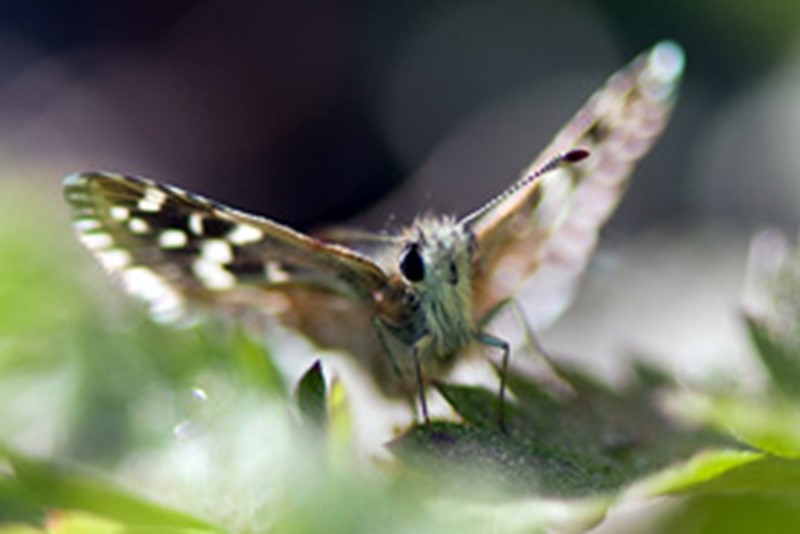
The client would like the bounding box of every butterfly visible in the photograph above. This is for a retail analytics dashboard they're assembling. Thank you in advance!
[63,41,684,428]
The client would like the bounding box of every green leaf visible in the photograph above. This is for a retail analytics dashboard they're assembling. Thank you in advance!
[227,327,286,395]
[328,378,354,455]
[0,185,91,339]
[665,391,800,458]
[746,316,800,398]
[631,449,764,497]
[0,524,42,534]
[296,360,327,428]
[650,493,800,534]
[388,422,596,498]
[435,383,505,429]
[667,454,800,495]
[395,361,734,498]
[3,450,218,532]
[47,511,215,534]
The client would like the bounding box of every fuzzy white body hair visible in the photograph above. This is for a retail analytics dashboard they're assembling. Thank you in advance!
[382,215,477,371]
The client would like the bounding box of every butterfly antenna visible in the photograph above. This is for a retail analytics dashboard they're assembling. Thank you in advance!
[461,148,589,226]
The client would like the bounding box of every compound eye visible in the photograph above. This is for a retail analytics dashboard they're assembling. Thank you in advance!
[399,243,425,283]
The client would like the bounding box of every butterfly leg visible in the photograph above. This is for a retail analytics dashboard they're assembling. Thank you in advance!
[372,318,431,426]
[476,332,510,433]
[480,298,565,386]
[506,300,574,391]
[411,335,434,426]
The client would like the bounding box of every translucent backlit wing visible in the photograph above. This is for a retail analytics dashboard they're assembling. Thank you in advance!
[469,41,685,327]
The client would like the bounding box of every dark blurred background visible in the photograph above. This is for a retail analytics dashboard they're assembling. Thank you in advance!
[2,0,800,232]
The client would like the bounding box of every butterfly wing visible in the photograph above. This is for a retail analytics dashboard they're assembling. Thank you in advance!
[469,41,685,328]
[63,172,390,325]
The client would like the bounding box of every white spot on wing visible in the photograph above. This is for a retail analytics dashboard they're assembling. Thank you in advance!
[64,190,88,203]
[158,229,188,249]
[192,258,235,289]
[120,266,184,322]
[138,199,161,212]
[97,249,131,271]
[265,261,290,283]
[80,232,113,250]
[227,223,263,245]
[137,187,168,212]
[189,213,204,236]
[109,206,130,221]
[201,239,233,264]
[63,172,88,188]
[74,218,101,232]
[129,218,149,234]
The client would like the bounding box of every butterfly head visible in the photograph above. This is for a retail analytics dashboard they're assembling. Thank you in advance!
[389,215,477,353]
[398,216,474,289]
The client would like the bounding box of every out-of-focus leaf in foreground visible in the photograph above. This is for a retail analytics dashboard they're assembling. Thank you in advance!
[295,360,327,429]
[0,449,218,533]
[628,228,800,531]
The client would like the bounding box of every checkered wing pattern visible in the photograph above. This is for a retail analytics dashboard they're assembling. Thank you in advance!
[64,172,388,322]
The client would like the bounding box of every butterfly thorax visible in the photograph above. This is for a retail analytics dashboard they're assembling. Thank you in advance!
[378,215,477,367]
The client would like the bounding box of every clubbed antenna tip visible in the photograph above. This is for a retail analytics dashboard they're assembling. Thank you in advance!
[564,148,590,163]
[461,148,590,226]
